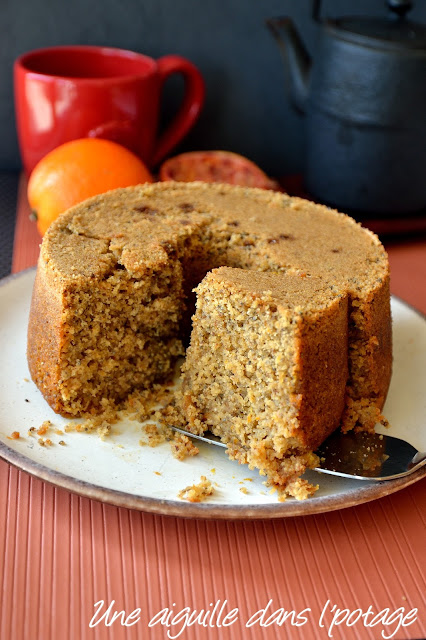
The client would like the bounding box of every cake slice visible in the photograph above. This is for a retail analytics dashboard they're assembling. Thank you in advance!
[181,267,349,499]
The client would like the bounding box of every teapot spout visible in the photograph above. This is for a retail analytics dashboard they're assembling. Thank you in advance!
[266,17,311,113]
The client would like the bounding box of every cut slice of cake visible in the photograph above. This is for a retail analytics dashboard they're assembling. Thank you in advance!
[181,267,349,499]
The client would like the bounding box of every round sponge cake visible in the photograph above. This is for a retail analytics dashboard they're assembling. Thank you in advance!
[27,181,391,438]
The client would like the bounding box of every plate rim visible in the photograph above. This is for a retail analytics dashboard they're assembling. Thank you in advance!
[0,438,425,519]
[0,267,425,520]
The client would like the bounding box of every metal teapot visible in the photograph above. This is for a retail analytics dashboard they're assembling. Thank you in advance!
[267,0,426,215]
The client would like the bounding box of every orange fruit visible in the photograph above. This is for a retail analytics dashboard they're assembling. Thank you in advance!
[159,150,280,190]
[28,138,154,235]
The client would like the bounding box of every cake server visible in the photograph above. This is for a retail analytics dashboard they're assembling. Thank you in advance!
[170,427,426,482]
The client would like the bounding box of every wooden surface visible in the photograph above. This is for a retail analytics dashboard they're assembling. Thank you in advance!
[1,176,425,640]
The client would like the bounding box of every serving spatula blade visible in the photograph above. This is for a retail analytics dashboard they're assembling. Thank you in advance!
[170,426,426,481]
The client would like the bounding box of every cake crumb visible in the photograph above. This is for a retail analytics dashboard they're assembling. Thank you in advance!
[143,422,168,447]
[8,431,20,440]
[178,476,214,502]
[239,487,249,494]
[154,396,188,432]
[38,437,53,447]
[71,408,119,439]
[37,420,52,436]
[141,420,200,461]
[171,433,199,460]
[276,478,319,501]
[58,440,66,446]
[154,471,161,476]
[123,384,176,423]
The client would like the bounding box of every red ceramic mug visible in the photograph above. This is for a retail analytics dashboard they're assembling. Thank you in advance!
[14,45,205,175]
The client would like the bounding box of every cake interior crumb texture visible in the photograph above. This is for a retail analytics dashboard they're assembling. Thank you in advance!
[181,267,348,497]
[27,182,392,498]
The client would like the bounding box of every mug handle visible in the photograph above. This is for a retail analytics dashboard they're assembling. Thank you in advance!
[151,55,205,167]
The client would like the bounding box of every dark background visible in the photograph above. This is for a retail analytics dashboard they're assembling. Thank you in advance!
[1,0,426,175]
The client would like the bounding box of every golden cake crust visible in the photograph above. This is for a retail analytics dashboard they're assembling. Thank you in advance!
[27,267,64,414]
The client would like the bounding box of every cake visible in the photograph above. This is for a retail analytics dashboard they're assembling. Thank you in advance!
[181,267,349,496]
[27,182,392,492]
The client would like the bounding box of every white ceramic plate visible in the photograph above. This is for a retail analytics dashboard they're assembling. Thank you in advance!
[0,269,425,519]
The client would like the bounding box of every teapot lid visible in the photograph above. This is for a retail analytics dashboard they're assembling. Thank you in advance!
[326,1,426,50]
